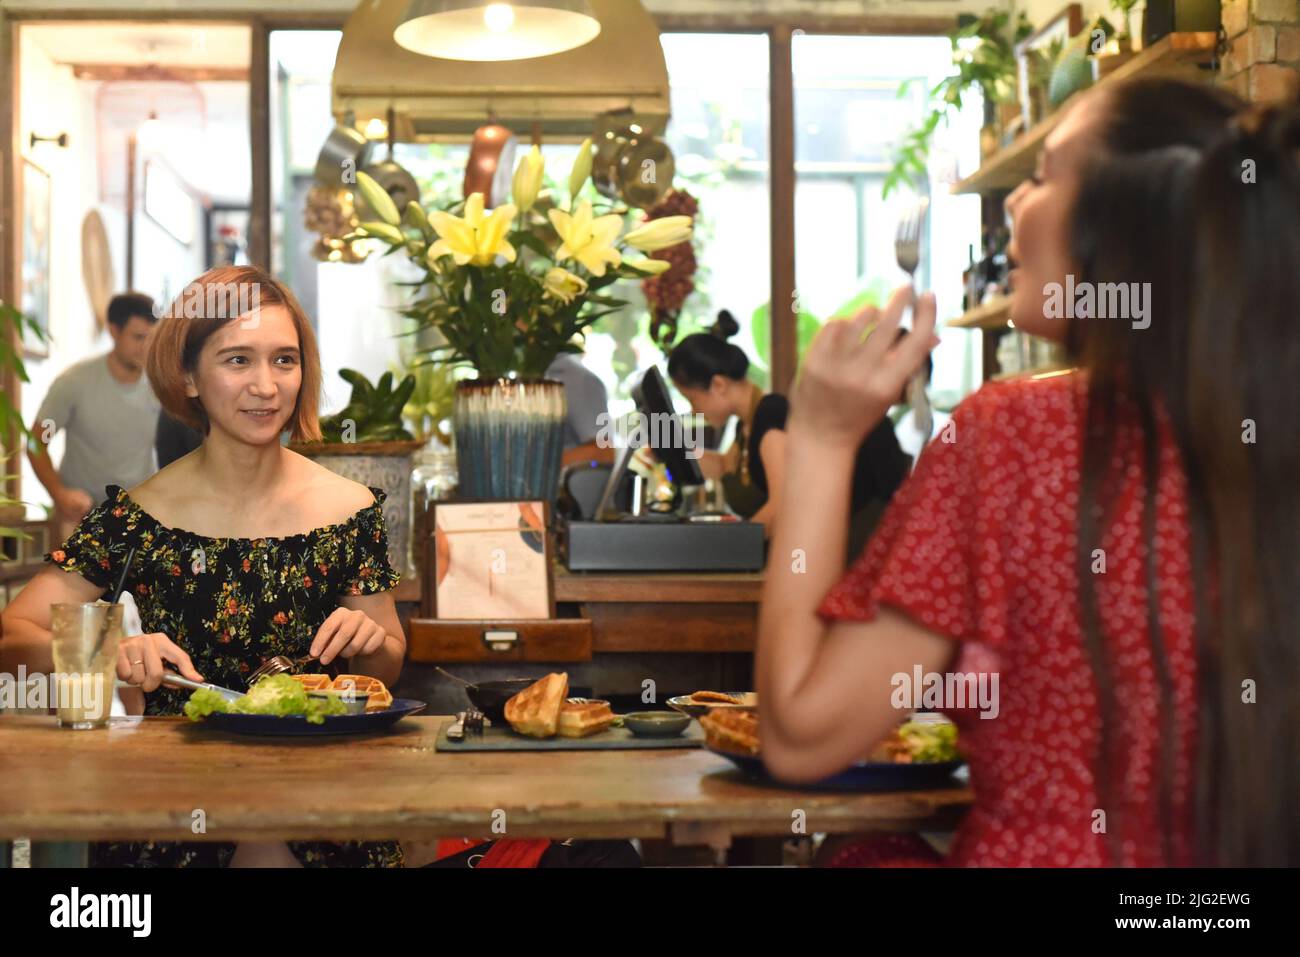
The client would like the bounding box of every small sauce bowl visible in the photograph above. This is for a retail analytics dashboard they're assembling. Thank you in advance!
[308,689,371,715]
[623,711,691,738]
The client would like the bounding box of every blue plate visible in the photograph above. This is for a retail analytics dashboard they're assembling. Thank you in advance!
[706,744,964,792]
[201,698,427,736]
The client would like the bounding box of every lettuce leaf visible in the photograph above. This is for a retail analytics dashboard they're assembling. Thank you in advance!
[898,720,960,763]
[232,673,310,716]
[184,673,349,725]
[183,688,233,721]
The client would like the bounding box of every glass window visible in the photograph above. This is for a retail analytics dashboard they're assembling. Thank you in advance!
[659,33,771,390]
[793,34,984,408]
[270,30,981,423]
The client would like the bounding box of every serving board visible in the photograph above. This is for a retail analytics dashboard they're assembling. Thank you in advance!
[435,719,704,752]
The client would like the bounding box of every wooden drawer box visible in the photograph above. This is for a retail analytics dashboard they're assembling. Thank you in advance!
[407,617,593,663]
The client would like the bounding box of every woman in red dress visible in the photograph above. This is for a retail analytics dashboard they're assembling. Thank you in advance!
[758,77,1300,866]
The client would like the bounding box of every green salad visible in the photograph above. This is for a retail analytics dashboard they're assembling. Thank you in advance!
[183,673,348,725]
[897,719,960,763]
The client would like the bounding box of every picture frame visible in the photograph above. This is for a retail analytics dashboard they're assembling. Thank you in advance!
[204,204,251,269]
[430,500,554,621]
[20,158,51,359]
[1016,4,1084,130]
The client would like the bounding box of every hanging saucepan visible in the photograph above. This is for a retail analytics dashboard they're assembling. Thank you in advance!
[592,134,626,202]
[463,121,518,207]
[592,109,635,202]
[356,108,421,221]
[618,136,675,209]
[314,122,373,190]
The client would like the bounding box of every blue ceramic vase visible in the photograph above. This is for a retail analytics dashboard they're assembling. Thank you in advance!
[453,378,567,501]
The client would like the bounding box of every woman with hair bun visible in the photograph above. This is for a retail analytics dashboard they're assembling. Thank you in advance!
[667,309,911,550]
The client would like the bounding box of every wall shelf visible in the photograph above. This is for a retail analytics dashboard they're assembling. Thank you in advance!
[948,295,1012,330]
[952,32,1219,195]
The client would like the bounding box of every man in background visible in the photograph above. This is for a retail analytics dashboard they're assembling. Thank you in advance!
[547,352,615,468]
[27,292,161,542]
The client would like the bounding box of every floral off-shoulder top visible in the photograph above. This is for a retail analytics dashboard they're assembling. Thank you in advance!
[46,484,401,715]
[44,483,404,868]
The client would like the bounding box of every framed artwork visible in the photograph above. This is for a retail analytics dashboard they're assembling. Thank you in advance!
[204,205,250,269]
[1016,5,1084,130]
[20,158,51,359]
[431,501,553,620]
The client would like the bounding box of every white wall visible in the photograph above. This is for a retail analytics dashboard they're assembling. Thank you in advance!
[17,29,252,512]
[17,30,105,515]
[1021,0,1125,30]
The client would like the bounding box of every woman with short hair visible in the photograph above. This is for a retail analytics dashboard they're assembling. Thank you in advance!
[1,264,407,868]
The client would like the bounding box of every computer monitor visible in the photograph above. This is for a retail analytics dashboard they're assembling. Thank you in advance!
[593,365,705,520]
[632,365,705,488]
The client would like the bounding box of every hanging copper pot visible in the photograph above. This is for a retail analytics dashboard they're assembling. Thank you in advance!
[464,121,518,206]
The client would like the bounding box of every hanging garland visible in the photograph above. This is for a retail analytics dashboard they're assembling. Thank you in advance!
[639,188,699,352]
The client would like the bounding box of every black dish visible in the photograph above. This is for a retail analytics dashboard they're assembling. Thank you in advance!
[464,680,536,724]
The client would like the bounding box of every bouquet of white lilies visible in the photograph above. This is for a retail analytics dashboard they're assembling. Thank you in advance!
[351,141,693,381]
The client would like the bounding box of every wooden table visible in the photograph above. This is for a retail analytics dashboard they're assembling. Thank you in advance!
[0,715,970,851]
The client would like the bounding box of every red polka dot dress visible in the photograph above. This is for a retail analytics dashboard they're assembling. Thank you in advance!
[817,372,1198,867]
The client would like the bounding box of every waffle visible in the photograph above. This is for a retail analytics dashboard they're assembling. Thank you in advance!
[505,673,569,738]
[330,674,393,712]
[700,709,761,755]
[690,690,743,705]
[870,728,912,764]
[289,673,333,693]
[557,698,616,738]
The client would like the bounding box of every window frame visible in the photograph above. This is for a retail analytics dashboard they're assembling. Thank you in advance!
[0,7,953,501]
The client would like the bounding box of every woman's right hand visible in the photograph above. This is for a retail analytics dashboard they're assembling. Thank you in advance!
[116,632,204,692]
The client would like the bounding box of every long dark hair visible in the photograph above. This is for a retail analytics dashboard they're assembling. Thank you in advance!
[1066,76,1300,865]
[666,310,748,389]
[1181,99,1300,866]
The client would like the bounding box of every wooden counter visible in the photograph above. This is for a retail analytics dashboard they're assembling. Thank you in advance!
[0,714,970,848]
[552,567,764,604]
[407,566,764,662]
[554,565,762,655]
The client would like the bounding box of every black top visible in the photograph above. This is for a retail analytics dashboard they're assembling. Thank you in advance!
[155,412,204,469]
[747,394,911,516]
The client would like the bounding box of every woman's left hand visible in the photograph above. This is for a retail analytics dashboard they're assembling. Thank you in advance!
[310,607,389,666]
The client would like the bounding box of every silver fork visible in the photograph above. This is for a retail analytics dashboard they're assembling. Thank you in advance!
[247,653,320,688]
[464,708,486,736]
[894,197,930,305]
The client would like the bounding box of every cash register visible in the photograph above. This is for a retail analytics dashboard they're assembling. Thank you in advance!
[560,366,766,573]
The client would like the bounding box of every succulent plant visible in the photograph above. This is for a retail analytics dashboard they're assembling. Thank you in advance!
[319,369,416,444]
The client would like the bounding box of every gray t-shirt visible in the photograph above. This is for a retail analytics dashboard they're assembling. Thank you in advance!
[545,353,609,450]
[34,354,160,502]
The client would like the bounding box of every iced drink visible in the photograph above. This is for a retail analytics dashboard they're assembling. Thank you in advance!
[50,602,123,729]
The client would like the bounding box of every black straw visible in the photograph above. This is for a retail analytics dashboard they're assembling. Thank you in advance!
[110,545,137,604]
[89,545,137,664]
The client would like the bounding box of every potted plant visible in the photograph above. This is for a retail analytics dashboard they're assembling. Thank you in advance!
[0,301,47,538]
[885,8,1032,197]
[399,359,458,447]
[1111,0,1139,52]
[351,141,693,501]
[290,368,422,576]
